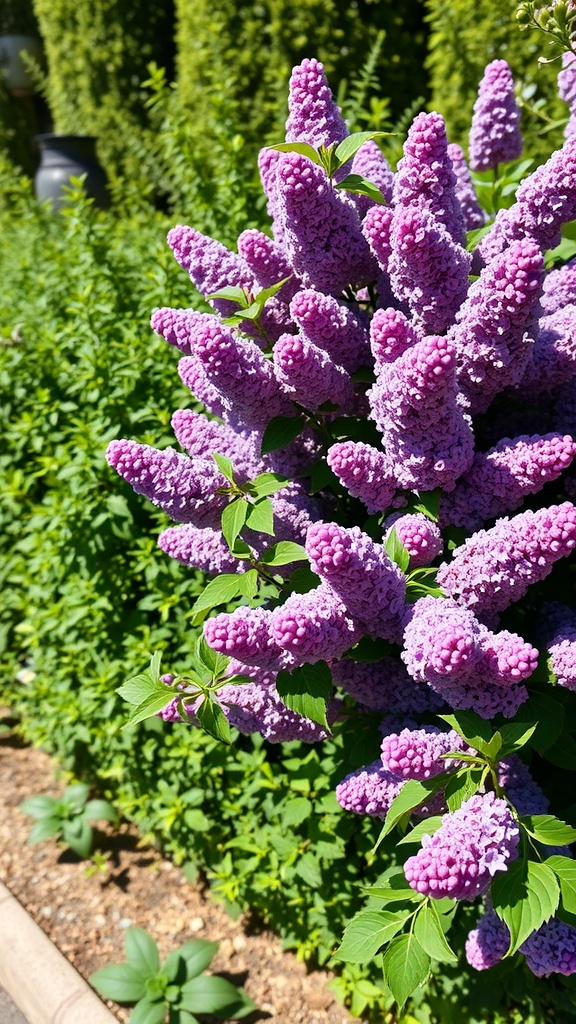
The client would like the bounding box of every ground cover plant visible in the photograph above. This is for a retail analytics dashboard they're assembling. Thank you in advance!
[104,11,576,1021]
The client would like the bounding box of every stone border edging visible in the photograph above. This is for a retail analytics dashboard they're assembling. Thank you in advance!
[0,880,118,1024]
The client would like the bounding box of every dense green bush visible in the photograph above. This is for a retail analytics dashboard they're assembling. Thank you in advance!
[426,0,567,162]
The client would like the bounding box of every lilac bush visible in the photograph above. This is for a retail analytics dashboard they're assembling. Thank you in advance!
[108,52,576,1013]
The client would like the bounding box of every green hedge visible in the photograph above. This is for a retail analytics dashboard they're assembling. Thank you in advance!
[425,0,567,163]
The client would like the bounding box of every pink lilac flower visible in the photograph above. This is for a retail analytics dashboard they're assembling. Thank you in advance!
[393,110,465,244]
[276,152,377,294]
[150,307,207,355]
[105,439,225,528]
[362,203,394,274]
[167,225,253,316]
[273,332,355,413]
[469,60,523,172]
[285,57,348,149]
[170,409,264,480]
[331,658,445,714]
[350,139,395,217]
[326,441,397,514]
[381,726,466,780]
[305,522,407,642]
[448,238,543,413]
[236,229,295,291]
[447,143,487,230]
[289,289,371,373]
[466,911,510,970]
[403,791,519,900]
[384,513,443,568]
[521,918,576,977]
[368,331,475,492]
[387,205,471,334]
[269,487,323,544]
[204,606,284,670]
[538,601,576,691]
[335,761,404,817]
[258,147,285,242]
[176,356,227,419]
[478,136,576,262]
[369,307,420,372]
[269,583,360,665]
[558,52,576,139]
[437,502,576,618]
[540,258,576,314]
[521,304,576,394]
[440,433,576,530]
[158,524,244,574]
[217,679,337,743]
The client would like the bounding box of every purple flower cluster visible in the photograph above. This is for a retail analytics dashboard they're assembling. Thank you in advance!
[468,60,523,172]
[467,912,576,977]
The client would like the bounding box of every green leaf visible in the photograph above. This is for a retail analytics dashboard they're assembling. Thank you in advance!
[196,635,229,678]
[196,697,231,745]
[343,635,391,662]
[253,276,292,303]
[335,174,387,204]
[117,673,159,707]
[334,131,391,166]
[547,856,576,914]
[237,568,259,601]
[211,452,235,482]
[129,997,169,1024]
[221,499,249,551]
[542,732,576,769]
[260,415,304,454]
[397,816,444,846]
[296,850,323,888]
[411,489,441,523]
[276,661,332,728]
[521,815,576,846]
[124,688,181,729]
[335,909,408,963]
[377,776,450,843]
[178,975,250,1015]
[499,721,538,756]
[83,799,118,824]
[63,783,90,810]
[444,768,484,812]
[281,797,313,828]
[90,964,148,1004]
[413,903,458,963]
[269,141,323,165]
[259,541,308,566]
[170,1011,199,1024]
[28,816,62,844]
[438,710,493,755]
[515,695,564,754]
[285,567,321,593]
[385,528,410,573]
[492,858,559,955]
[382,933,430,1009]
[62,817,93,858]
[206,286,247,304]
[465,224,492,251]
[190,574,248,625]
[20,795,58,819]
[125,928,161,977]
[148,651,162,682]
[247,471,288,497]
[245,497,274,535]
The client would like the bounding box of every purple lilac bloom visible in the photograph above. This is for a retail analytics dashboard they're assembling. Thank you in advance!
[540,258,576,314]
[558,52,576,139]
[449,238,543,413]
[285,57,348,149]
[437,502,576,618]
[326,441,397,514]
[381,726,466,780]
[269,583,360,665]
[403,791,520,900]
[204,606,284,670]
[236,229,295,291]
[521,918,576,977]
[466,911,510,970]
[331,657,445,714]
[469,60,523,172]
[368,331,475,492]
[362,203,394,274]
[447,143,487,230]
[369,307,420,371]
[289,289,371,373]
[270,487,323,544]
[440,433,576,530]
[106,439,225,528]
[522,304,576,394]
[273,332,355,413]
[305,522,407,642]
[185,315,291,429]
[258,147,285,242]
[150,307,207,355]
[176,356,227,419]
[497,755,550,815]
[167,225,253,316]
[170,409,264,480]
[335,761,404,817]
[538,601,576,691]
[158,524,245,574]
[478,137,576,262]
[394,110,465,244]
[217,679,336,743]
[387,205,471,334]
[276,152,377,294]
[350,139,395,217]
[384,513,443,568]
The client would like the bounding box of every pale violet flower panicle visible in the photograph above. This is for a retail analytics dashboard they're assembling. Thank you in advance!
[351,139,395,218]
[558,51,576,139]
[466,911,511,970]
[468,60,523,172]
[326,440,397,515]
[520,919,576,977]
[380,726,467,780]
[522,304,576,395]
[150,306,208,355]
[158,524,245,575]
[383,513,443,568]
[447,143,487,230]
[285,56,348,149]
[269,583,361,665]
[273,332,356,413]
[335,761,404,817]
[540,257,576,313]
[538,601,576,691]
[331,657,445,714]
[204,606,284,670]
[362,203,395,274]
[403,791,520,900]
[176,355,228,419]
[218,678,339,744]
[170,409,264,479]
[289,289,371,373]
[166,224,253,316]
[368,307,420,372]
[393,110,465,244]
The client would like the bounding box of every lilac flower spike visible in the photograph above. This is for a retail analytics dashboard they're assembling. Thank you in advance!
[403,791,520,900]
[217,677,336,743]
[105,439,225,528]
[538,601,576,691]
[437,502,576,618]
[369,307,420,372]
[336,761,404,817]
[522,304,576,394]
[158,525,241,575]
[540,258,576,314]
[381,726,466,780]
[394,110,465,244]
[166,225,253,315]
[273,332,355,413]
[289,289,371,373]
[151,307,207,355]
[331,657,445,714]
[521,919,576,977]
[204,606,283,670]
[326,441,397,514]
[176,356,227,420]
[466,911,511,970]
[285,57,349,149]
[469,60,522,172]
[362,204,394,274]
[384,513,443,568]
[447,143,487,230]
[305,522,407,642]
[558,52,576,139]
[269,583,360,665]
[170,409,264,480]
[276,152,377,293]
[387,205,471,334]
[368,331,475,492]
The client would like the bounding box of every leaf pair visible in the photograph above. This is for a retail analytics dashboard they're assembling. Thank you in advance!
[20,783,118,860]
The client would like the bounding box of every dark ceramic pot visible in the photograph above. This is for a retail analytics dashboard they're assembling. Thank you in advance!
[34,134,109,210]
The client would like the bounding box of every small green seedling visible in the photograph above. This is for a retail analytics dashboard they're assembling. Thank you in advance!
[20,783,118,859]
[90,926,257,1024]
